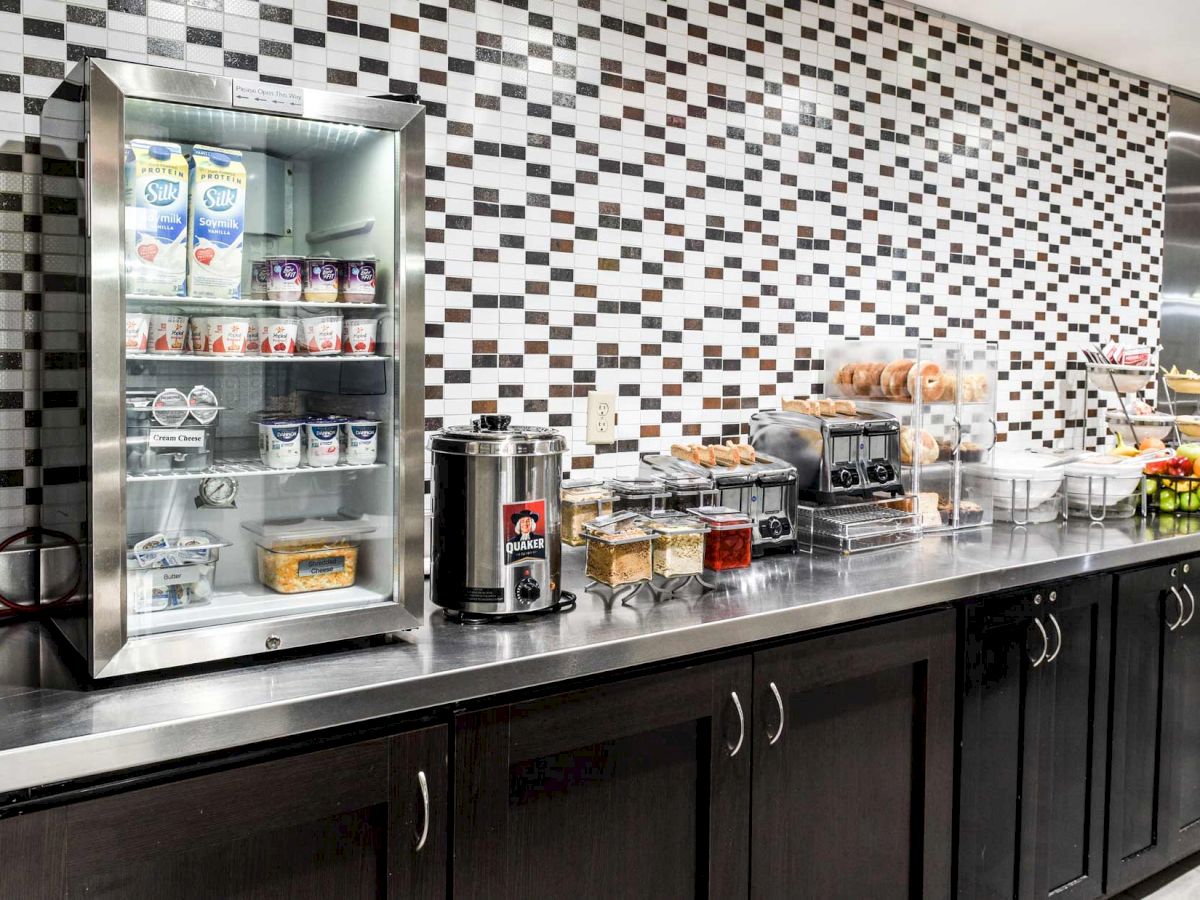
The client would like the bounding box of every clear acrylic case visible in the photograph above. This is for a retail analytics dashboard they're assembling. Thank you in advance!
[824,338,998,531]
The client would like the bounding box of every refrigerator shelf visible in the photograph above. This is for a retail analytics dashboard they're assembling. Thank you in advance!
[127,582,393,636]
[127,293,387,311]
[126,457,386,483]
[127,353,388,363]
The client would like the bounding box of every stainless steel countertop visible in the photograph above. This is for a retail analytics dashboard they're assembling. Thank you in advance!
[2,518,1197,796]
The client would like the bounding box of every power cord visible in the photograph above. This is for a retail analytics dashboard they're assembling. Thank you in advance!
[0,526,82,612]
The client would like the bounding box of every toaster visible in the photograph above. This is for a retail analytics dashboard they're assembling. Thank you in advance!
[748,409,903,504]
[640,452,799,555]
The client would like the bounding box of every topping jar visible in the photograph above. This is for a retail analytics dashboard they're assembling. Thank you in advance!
[688,506,753,571]
[561,479,614,546]
[582,512,653,586]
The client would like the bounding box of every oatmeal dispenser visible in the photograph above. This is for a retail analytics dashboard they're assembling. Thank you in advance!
[429,416,567,617]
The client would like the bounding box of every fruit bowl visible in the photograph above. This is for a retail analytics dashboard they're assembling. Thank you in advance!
[1087,364,1155,394]
[1105,410,1174,444]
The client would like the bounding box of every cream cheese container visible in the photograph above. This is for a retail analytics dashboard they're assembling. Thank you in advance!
[187,145,246,299]
[124,140,188,297]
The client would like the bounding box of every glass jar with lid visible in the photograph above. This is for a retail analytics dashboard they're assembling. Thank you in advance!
[688,506,753,571]
[659,474,718,513]
[582,511,653,586]
[561,479,614,546]
[643,512,708,578]
[607,477,669,516]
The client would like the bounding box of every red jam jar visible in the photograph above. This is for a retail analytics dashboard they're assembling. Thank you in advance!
[688,506,753,571]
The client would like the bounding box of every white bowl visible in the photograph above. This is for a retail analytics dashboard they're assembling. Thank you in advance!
[1087,364,1155,394]
[1105,414,1174,444]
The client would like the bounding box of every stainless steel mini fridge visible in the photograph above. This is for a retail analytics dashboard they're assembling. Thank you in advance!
[40,60,425,677]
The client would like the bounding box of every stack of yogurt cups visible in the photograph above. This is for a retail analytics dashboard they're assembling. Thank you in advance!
[255,413,380,470]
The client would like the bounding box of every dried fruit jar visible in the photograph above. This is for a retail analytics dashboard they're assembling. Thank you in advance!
[561,480,614,546]
[582,512,653,586]
[689,507,753,571]
[644,513,707,578]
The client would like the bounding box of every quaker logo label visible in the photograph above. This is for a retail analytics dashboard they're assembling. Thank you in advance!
[144,178,181,206]
[503,499,546,565]
[203,185,238,211]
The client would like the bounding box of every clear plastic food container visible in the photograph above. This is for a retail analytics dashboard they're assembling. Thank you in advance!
[583,511,653,586]
[687,506,753,571]
[660,474,718,513]
[242,515,376,594]
[607,477,669,516]
[126,530,229,613]
[1064,454,1147,520]
[644,512,708,578]
[561,480,614,546]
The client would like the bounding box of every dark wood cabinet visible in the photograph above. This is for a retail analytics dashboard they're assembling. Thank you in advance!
[1108,561,1179,893]
[452,656,752,899]
[1164,560,1200,861]
[0,724,448,900]
[957,576,1112,900]
[751,609,956,899]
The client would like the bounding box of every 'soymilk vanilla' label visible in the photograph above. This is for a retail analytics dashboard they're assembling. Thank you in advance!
[187,145,246,299]
[123,140,188,297]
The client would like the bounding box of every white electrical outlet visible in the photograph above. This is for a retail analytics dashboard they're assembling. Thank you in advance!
[586,391,616,445]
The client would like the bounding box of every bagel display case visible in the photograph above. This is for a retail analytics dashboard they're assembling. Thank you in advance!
[40,60,426,677]
[824,339,999,531]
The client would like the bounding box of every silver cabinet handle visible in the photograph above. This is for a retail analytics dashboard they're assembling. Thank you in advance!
[1046,613,1063,663]
[1182,584,1197,628]
[1029,617,1049,667]
[987,417,998,451]
[768,681,785,745]
[1169,586,1186,631]
[415,770,429,852]
[728,691,745,757]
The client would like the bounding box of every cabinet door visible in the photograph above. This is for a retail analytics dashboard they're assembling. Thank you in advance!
[15,725,449,899]
[1108,562,1175,893]
[452,656,752,899]
[751,609,955,899]
[957,591,1049,900]
[1033,577,1112,900]
[1166,559,1200,861]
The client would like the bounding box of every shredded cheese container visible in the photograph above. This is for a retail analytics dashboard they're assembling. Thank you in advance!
[242,515,375,594]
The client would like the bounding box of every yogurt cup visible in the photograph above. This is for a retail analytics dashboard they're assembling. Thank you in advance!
[185,317,202,353]
[340,258,377,303]
[298,315,343,355]
[126,313,149,352]
[303,418,342,467]
[150,313,188,354]
[256,418,303,469]
[250,259,270,299]
[194,316,250,355]
[257,317,299,356]
[244,320,259,355]
[303,256,340,302]
[342,318,378,356]
[266,255,303,302]
[343,419,379,465]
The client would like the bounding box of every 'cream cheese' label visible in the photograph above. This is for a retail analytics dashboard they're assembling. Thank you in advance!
[187,145,246,299]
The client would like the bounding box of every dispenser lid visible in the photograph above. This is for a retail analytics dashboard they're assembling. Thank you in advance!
[429,414,567,456]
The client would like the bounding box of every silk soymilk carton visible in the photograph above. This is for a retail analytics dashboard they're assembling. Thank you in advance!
[187,145,246,299]
[123,140,188,297]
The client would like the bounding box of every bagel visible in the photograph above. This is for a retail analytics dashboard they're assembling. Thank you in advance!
[852,361,885,396]
[881,359,915,400]
[833,364,857,396]
[899,426,939,466]
[907,360,944,402]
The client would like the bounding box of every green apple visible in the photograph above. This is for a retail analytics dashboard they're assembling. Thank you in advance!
[1178,443,1200,461]
[1146,476,1159,495]
[1160,488,1179,513]
[1180,491,1200,513]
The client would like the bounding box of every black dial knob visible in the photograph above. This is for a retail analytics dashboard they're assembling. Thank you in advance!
[871,463,892,483]
[833,468,855,488]
[516,577,541,603]
[765,517,784,538]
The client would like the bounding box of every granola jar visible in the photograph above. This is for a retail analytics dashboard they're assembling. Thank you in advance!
[688,506,753,571]
[607,477,669,516]
[582,512,653,586]
[561,479,614,546]
[644,513,708,578]
[660,474,718,513]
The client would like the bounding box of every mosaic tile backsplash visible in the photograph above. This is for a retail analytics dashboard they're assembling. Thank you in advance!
[0,0,1170,534]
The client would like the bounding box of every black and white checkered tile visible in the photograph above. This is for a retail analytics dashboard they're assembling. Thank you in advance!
[0,0,1169,533]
